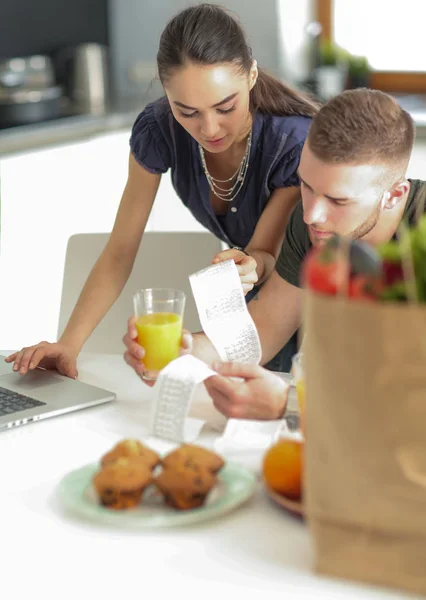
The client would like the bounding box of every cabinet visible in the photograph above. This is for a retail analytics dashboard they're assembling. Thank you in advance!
[0,130,206,349]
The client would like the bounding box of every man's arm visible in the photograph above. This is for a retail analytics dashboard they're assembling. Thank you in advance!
[247,270,302,365]
[190,331,222,365]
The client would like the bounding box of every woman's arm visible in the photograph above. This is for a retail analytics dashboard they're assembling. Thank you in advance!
[7,153,161,375]
[245,186,301,285]
[59,153,161,352]
[212,186,301,293]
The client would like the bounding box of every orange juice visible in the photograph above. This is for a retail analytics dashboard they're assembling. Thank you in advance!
[296,379,306,435]
[135,312,182,370]
[296,379,305,417]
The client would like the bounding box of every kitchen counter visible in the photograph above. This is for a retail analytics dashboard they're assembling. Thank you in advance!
[395,94,426,130]
[0,95,155,157]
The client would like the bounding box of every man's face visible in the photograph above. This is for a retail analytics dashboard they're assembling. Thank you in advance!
[299,143,388,247]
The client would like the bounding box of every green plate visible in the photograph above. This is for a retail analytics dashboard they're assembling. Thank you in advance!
[57,462,256,528]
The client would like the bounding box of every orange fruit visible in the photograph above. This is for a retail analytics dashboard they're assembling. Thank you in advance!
[262,439,303,500]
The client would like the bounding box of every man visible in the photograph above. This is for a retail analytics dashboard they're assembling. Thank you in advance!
[124,89,425,419]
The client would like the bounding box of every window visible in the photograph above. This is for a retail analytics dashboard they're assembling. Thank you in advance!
[317,0,426,92]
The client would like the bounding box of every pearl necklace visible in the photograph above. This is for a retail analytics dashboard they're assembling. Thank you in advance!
[199,130,252,202]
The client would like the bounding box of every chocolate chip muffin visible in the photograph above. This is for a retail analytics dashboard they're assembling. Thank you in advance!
[161,444,224,475]
[154,465,217,510]
[92,457,152,510]
[101,439,160,471]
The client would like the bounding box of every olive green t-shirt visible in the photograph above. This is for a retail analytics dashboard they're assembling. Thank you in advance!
[275,178,426,288]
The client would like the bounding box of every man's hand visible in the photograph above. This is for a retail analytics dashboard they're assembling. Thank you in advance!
[204,361,289,420]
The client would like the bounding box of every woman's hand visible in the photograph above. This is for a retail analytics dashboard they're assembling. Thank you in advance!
[5,342,79,379]
[212,248,258,294]
[122,317,193,385]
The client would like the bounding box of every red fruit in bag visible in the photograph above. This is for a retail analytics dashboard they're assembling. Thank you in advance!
[382,260,404,287]
[348,275,382,300]
[303,236,383,297]
[302,245,349,296]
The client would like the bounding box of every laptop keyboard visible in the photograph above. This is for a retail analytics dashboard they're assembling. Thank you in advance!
[0,387,46,417]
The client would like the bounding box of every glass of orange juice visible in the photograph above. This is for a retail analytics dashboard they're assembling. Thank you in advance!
[291,352,305,431]
[133,288,186,380]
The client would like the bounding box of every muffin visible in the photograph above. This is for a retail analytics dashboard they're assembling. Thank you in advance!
[92,458,152,510]
[161,444,224,475]
[101,439,160,471]
[154,465,217,510]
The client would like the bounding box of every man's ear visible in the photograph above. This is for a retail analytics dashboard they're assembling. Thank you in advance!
[383,180,410,210]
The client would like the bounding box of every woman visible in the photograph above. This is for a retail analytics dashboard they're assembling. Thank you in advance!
[7,3,318,378]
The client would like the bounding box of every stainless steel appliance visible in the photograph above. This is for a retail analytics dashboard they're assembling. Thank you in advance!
[0,54,62,127]
[72,43,109,112]
[54,43,109,113]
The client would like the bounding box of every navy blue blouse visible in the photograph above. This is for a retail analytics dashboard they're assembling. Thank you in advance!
[129,96,311,248]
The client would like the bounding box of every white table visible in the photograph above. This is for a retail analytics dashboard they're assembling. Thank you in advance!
[1,354,416,600]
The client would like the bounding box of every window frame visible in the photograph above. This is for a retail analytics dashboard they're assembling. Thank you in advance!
[316,0,426,93]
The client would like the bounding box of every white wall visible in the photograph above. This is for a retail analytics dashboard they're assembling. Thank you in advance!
[277,0,315,85]
[0,131,206,350]
[109,0,282,100]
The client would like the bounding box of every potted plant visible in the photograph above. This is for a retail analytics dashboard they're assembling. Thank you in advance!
[319,39,347,67]
[347,54,371,89]
[315,40,348,101]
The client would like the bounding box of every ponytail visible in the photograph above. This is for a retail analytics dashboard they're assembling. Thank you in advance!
[250,68,320,117]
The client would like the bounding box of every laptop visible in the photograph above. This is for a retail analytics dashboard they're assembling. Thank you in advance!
[0,355,116,432]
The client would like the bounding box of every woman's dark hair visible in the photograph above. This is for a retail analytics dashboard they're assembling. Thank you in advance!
[157,3,319,118]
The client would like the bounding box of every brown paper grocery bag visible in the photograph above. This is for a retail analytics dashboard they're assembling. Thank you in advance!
[304,291,426,595]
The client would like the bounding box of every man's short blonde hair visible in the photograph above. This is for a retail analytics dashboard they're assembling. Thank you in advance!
[308,89,415,176]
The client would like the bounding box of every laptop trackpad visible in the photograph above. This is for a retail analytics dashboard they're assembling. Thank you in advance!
[2,370,64,392]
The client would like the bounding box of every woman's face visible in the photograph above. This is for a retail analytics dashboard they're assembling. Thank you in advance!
[163,61,255,153]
